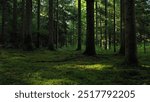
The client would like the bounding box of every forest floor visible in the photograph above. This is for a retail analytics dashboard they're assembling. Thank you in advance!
[0,47,150,85]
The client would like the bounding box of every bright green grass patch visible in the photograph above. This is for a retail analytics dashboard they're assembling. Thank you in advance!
[0,48,150,85]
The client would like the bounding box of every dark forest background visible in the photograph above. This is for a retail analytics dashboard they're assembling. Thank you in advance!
[0,0,150,85]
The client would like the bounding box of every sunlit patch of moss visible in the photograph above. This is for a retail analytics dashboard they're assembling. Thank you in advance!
[75,64,112,70]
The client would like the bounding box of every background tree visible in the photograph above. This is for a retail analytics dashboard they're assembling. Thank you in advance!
[48,0,55,50]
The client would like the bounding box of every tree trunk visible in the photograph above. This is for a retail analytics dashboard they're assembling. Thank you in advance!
[84,0,96,56]
[113,0,116,52]
[119,0,125,55]
[104,0,108,50]
[21,0,25,48]
[77,0,82,50]
[23,0,33,51]
[48,0,55,50]
[125,0,138,65]
[95,1,98,45]
[36,0,40,48]
[1,0,8,47]
[11,0,18,48]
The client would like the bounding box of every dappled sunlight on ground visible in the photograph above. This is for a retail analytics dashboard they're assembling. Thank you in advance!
[0,49,150,85]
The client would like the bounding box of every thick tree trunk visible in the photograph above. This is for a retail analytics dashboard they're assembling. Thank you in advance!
[84,0,96,56]
[10,0,18,48]
[1,0,8,47]
[48,0,55,50]
[125,0,138,65]
[119,0,125,55]
[77,0,82,50]
[23,0,33,50]
[21,0,25,48]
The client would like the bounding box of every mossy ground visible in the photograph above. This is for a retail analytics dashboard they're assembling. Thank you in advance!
[0,46,150,85]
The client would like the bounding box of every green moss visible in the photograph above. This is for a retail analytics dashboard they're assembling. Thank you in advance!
[0,48,150,85]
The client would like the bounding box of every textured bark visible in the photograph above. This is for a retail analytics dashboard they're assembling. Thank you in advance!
[36,0,40,48]
[84,0,96,56]
[113,0,116,52]
[125,0,138,65]
[1,0,8,46]
[77,0,82,50]
[104,0,108,50]
[119,0,125,55]
[10,0,18,48]
[23,0,33,50]
[21,0,25,48]
[95,1,98,45]
[48,0,55,50]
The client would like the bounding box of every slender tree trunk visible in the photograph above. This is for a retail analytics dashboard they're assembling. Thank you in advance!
[119,0,125,55]
[56,0,59,48]
[48,0,55,50]
[95,1,98,45]
[99,7,103,48]
[108,10,111,50]
[104,0,108,50]
[36,0,40,48]
[113,0,116,52]
[77,0,82,50]
[84,0,96,56]
[125,0,138,65]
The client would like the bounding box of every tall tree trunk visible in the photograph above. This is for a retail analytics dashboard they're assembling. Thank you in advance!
[23,0,33,50]
[84,0,96,56]
[99,6,103,48]
[95,1,98,45]
[104,0,108,50]
[48,0,55,50]
[21,0,25,48]
[56,0,59,48]
[113,0,116,52]
[119,0,125,55]
[11,0,18,48]
[1,0,8,47]
[125,0,138,65]
[36,0,40,48]
[77,0,82,50]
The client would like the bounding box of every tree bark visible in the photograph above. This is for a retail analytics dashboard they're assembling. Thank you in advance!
[36,0,40,48]
[125,0,138,65]
[119,0,125,55]
[77,0,82,50]
[84,0,96,56]
[1,0,8,47]
[11,0,18,48]
[23,0,33,50]
[48,0,55,50]
[104,0,108,50]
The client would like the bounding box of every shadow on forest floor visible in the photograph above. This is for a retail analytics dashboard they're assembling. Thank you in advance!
[0,49,150,85]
